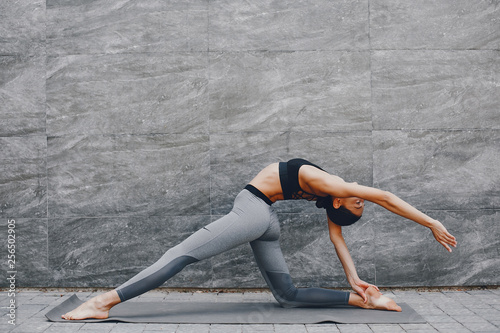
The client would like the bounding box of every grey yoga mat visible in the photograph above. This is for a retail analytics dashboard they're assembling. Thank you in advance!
[45,294,425,324]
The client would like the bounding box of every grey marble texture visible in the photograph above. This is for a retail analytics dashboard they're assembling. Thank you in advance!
[371,0,500,50]
[0,55,46,136]
[0,218,49,287]
[209,0,370,51]
[1,0,499,289]
[47,216,214,288]
[46,0,208,55]
[0,136,47,218]
[0,0,45,56]
[374,209,500,286]
[373,130,500,210]
[47,134,210,217]
[372,51,500,130]
[47,53,209,136]
[208,51,372,133]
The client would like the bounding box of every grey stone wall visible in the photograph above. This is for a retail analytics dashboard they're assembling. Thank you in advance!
[1,1,499,289]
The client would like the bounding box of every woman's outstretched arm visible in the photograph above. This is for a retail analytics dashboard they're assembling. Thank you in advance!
[341,183,457,252]
[328,219,378,302]
[304,167,458,252]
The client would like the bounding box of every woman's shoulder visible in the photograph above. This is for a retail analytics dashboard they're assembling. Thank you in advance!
[298,165,342,196]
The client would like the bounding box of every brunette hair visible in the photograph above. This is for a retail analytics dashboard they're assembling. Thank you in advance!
[316,196,361,226]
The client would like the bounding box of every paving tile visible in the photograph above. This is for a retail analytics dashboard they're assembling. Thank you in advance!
[137,291,168,299]
[489,289,500,296]
[337,324,372,333]
[22,295,64,305]
[175,323,210,333]
[0,324,16,333]
[478,296,500,306]
[392,290,421,297]
[433,329,472,333]
[466,290,496,296]
[422,315,457,323]
[16,304,50,323]
[216,292,244,302]
[400,323,438,331]
[305,324,340,332]
[109,323,148,332]
[143,323,178,331]
[165,291,194,301]
[452,315,492,324]
[429,327,472,333]
[429,322,472,332]
[437,306,475,316]
[369,324,405,332]
[123,297,143,303]
[410,304,445,316]
[489,320,500,328]
[242,291,274,302]
[190,292,218,302]
[70,292,94,299]
[8,320,52,333]
[45,322,85,330]
[474,307,500,321]
[463,301,495,310]
[461,321,500,332]
[43,322,85,332]
[208,324,243,332]
[76,328,115,333]
[240,324,275,332]
[136,297,169,304]
[274,324,307,333]
[78,322,116,332]
[442,291,472,297]
[14,292,39,299]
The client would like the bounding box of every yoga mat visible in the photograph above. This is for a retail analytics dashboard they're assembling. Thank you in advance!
[45,294,425,324]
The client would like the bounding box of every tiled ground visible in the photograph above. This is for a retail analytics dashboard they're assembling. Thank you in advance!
[1,288,499,333]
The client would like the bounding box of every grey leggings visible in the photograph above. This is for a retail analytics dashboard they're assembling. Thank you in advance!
[115,189,350,307]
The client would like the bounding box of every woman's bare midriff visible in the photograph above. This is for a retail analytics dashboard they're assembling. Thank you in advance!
[248,163,332,203]
[248,163,284,203]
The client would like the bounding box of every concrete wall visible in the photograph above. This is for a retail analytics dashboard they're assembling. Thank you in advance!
[1,0,499,289]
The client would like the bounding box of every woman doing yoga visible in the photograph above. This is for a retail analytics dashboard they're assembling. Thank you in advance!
[62,158,457,320]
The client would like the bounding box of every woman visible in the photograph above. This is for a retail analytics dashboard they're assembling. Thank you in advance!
[62,158,457,320]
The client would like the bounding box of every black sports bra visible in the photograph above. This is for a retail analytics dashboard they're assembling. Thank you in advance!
[279,158,325,201]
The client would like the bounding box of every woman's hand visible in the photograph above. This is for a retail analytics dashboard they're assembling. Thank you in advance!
[430,220,457,252]
[349,278,379,303]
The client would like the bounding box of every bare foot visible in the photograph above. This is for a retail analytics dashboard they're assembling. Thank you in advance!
[61,291,120,320]
[365,286,402,312]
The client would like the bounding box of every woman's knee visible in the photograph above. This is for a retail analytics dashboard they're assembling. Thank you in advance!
[266,271,299,307]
